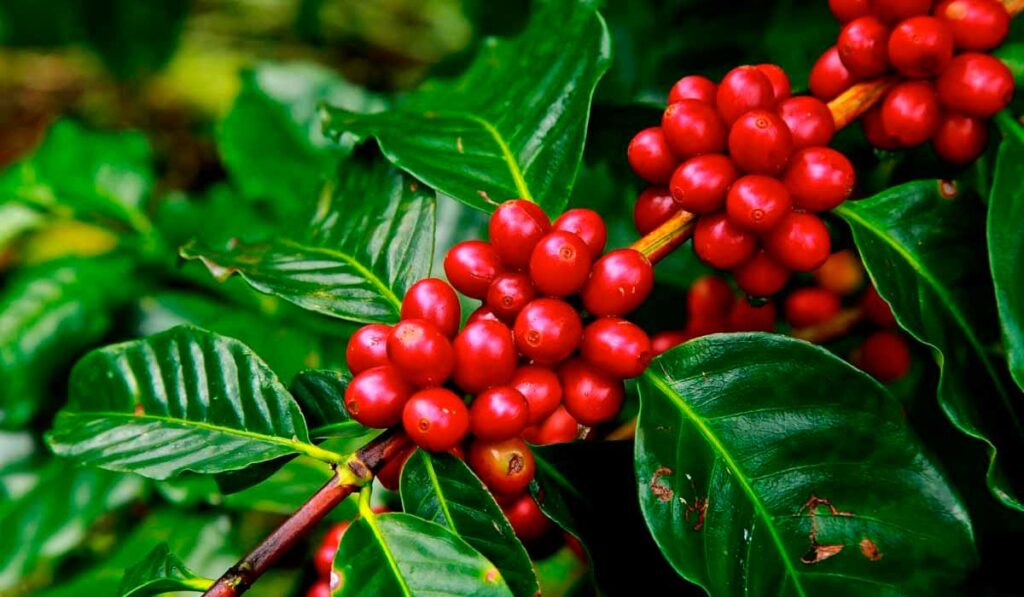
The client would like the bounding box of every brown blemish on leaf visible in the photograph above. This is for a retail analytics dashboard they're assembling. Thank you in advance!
[456,137,465,153]
[938,180,958,199]
[798,495,853,565]
[802,543,844,564]
[484,567,500,584]
[860,538,883,561]
[649,467,674,502]
[410,182,419,192]
[133,403,145,416]
[684,496,708,531]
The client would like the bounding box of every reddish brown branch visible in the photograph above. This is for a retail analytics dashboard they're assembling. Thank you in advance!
[203,430,411,597]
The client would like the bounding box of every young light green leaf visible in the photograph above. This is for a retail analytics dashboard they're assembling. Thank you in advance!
[181,154,435,324]
[46,325,340,480]
[218,62,386,220]
[118,543,212,596]
[400,451,538,597]
[837,181,1024,511]
[989,117,1024,392]
[637,333,977,595]
[333,511,512,596]
[0,258,133,429]
[322,0,611,214]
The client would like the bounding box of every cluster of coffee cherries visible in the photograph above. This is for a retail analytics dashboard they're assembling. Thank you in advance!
[628,63,855,298]
[651,250,911,382]
[343,199,656,540]
[812,0,1014,163]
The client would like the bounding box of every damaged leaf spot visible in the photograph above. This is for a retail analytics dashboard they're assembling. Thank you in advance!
[938,180,958,199]
[456,137,465,153]
[133,403,145,416]
[860,538,883,561]
[649,467,674,502]
[684,496,708,531]
[798,495,853,565]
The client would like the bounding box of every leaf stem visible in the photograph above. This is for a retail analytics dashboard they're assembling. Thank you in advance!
[202,429,411,597]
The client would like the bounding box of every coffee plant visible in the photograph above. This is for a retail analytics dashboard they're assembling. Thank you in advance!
[2,0,1024,594]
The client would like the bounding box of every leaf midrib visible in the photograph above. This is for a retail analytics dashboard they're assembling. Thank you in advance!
[56,410,341,464]
[643,369,807,597]
[420,453,457,529]
[276,239,403,313]
[836,204,1022,438]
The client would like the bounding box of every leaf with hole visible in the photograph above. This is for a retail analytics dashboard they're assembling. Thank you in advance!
[400,450,537,597]
[322,0,611,214]
[46,325,337,480]
[637,333,976,595]
[837,181,1024,511]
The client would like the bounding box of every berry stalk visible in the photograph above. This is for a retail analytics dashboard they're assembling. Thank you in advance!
[203,430,410,597]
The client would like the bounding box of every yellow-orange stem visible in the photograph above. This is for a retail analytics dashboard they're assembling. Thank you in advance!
[630,209,697,262]
[790,307,864,344]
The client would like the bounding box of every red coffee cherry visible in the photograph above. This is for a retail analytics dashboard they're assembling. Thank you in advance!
[728,109,794,175]
[403,388,470,452]
[444,240,503,300]
[932,112,989,165]
[937,52,1014,118]
[935,0,1010,51]
[814,249,865,296]
[377,444,416,491]
[452,319,517,394]
[875,0,934,23]
[661,99,728,158]
[854,330,911,382]
[510,365,562,424]
[861,105,903,150]
[838,16,890,78]
[553,208,607,259]
[728,299,777,332]
[314,522,350,577]
[529,231,593,297]
[777,96,836,149]
[651,330,690,356]
[468,438,536,496]
[716,65,777,125]
[810,46,858,101]
[862,284,897,326]
[307,582,331,597]
[755,64,791,101]
[502,494,552,542]
[387,319,454,387]
[401,278,461,338]
[470,386,530,441]
[627,127,678,184]
[784,287,842,328]
[669,75,718,104]
[881,80,942,146]
[687,275,734,322]
[887,16,954,78]
[513,298,583,364]
[528,406,580,444]
[559,358,625,426]
[765,212,832,272]
[634,187,681,235]
[581,318,653,379]
[344,366,413,428]
[669,154,739,214]
[783,147,855,212]
[726,175,792,233]
[467,305,501,325]
[489,199,552,269]
[581,249,655,317]
[486,272,537,322]
[829,0,870,22]
[346,323,391,375]
[733,251,791,297]
[693,211,758,269]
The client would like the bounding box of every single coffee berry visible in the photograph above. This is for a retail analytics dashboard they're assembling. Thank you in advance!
[444,240,503,300]
[401,278,461,338]
[344,366,413,428]
[403,388,470,452]
[346,323,391,375]
[489,199,552,269]
[452,319,517,394]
